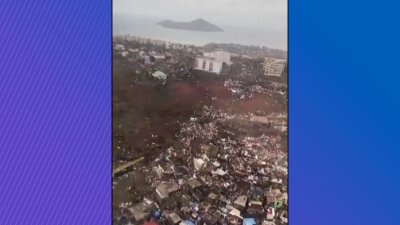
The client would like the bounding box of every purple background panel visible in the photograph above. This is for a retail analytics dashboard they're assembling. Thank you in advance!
[0,0,111,224]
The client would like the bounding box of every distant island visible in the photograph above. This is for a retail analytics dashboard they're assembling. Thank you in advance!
[157,18,224,32]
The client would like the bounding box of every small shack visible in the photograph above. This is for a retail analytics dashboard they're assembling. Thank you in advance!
[152,71,167,80]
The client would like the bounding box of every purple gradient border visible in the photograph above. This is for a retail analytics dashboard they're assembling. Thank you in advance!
[0,0,111,224]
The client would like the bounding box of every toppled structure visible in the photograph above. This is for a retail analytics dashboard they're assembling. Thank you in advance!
[167,212,182,225]
[234,195,248,210]
[155,181,180,203]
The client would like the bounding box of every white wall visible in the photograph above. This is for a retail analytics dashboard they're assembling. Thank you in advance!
[194,58,222,74]
[204,51,231,64]
[264,57,286,76]
[203,52,213,58]
[214,51,231,64]
[212,61,223,74]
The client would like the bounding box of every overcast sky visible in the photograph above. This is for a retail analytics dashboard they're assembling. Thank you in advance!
[114,0,287,31]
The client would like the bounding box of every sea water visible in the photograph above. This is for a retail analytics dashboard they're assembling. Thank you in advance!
[113,14,287,50]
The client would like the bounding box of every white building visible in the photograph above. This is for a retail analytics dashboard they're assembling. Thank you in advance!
[204,50,232,65]
[193,50,232,75]
[194,56,224,74]
[264,57,286,76]
[114,44,125,51]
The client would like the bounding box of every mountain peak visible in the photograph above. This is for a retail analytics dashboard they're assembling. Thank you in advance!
[192,18,206,22]
[157,18,223,32]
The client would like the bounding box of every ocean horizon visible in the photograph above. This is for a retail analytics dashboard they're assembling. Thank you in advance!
[113,14,287,51]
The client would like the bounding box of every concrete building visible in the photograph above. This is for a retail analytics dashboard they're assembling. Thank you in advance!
[194,56,224,74]
[129,202,153,223]
[204,50,232,65]
[194,50,232,74]
[263,57,286,77]
[234,195,248,210]
[155,181,180,203]
[246,200,264,215]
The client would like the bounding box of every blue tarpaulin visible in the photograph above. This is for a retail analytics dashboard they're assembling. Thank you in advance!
[243,218,257,225]
[182,220,195,225]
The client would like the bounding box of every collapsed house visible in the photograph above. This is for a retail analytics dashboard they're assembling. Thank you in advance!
[155,181,180,203]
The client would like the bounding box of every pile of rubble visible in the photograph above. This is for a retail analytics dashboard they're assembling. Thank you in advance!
[115,105,288,225]
[223,79,270,100]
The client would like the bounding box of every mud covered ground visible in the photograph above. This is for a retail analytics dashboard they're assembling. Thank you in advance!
[112,56,287,219]
[113,64,285,159]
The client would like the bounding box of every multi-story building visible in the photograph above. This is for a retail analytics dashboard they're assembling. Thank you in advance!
[194,50,232,74]
[194,56,224,74]
[264,57,287,77]
[204,50,232,65]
